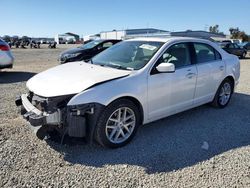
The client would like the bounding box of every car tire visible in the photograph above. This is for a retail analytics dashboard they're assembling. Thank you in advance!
[95,99,140,148]
[211,78,233,108]
[241,52,246,59]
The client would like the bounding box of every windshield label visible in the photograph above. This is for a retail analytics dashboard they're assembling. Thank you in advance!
[139,44,157,51]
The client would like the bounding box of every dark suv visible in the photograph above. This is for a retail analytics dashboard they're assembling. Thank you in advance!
[59,39,121,64]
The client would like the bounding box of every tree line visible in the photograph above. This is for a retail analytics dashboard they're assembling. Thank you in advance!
[209,25,249,42]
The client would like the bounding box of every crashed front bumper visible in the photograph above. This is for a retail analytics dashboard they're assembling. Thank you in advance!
[15,94,104,141]
[15,94,61,127]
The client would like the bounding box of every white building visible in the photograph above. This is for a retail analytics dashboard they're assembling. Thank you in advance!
[55,32,80,44]
[100,28,169,40]
[83,34,100,41]
[100,29,228,42]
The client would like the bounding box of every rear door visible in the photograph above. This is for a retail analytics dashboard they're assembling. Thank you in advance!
[234,44,244,56]
[193,43,225,105]
[228,43,240,55]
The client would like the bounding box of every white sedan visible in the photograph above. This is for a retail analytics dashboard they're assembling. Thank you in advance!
[0,38,14,69]
[16,37,240,148]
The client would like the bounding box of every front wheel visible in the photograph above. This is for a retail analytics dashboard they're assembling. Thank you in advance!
[95,99,140,148]
[211,79,233,108]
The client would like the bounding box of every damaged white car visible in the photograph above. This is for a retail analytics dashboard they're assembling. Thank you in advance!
[16,37,240,148]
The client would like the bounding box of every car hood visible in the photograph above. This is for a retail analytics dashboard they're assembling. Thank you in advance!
[26,62,131,97]
[61,47,88,55]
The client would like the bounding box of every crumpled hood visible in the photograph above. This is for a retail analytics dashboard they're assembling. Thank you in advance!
[27,62,130,97]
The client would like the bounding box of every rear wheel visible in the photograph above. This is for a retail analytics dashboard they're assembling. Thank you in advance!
[211,79,233,108]
[95,99,140,148]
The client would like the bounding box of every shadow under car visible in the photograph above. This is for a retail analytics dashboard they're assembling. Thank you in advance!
[43,92,250,174]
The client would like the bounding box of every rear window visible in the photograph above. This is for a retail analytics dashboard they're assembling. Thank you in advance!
[194,43,221,63]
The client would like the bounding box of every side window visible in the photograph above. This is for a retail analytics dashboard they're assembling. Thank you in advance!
[234,44,240,49]
[157,43,191,69]
[228,44,234,49]
[194,43,220,63]
[102,42,113,48]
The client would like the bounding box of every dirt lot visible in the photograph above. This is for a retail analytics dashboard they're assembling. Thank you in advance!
[0,46,249,187]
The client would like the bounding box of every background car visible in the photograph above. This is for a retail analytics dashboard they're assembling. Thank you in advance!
[239,42,250,51]
[0,38,14,69]
[59,39,121,64]
[220,42,247,58]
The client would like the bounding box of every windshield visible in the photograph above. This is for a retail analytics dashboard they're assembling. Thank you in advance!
[92,41,163,70]
[80,40,103,50]
[239,42,247,46]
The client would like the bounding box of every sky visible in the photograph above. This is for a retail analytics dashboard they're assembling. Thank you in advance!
[1,0,250,37]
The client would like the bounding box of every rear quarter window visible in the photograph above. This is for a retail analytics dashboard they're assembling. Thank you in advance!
[194,43,221,63]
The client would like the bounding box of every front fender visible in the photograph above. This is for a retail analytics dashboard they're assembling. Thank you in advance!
[67,74,148,122]
[67,75,147,107]
[67,75,148,142]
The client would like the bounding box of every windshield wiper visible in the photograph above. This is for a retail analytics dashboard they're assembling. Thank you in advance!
[107,63,134,70]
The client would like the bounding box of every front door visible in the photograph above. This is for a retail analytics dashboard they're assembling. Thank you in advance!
[147,43,197,120]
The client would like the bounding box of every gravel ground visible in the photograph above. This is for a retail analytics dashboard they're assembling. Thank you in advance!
[0,46,249,187]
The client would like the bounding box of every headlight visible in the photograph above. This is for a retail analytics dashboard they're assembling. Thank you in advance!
[64,53,81,59]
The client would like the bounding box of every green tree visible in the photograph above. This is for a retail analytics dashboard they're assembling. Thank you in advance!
[209,25,219,33]
[229,27,249,42]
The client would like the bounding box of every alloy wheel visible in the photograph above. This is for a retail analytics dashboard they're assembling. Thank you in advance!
[105,107,136,144]
[219,82,232,106]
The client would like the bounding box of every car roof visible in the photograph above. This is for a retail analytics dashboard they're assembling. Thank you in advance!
[126,37,228,57]
[126,37,212,44]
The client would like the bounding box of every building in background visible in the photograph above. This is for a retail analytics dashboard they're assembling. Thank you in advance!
[99,28,227,41]
[100,28,170,40]
[55,29,228,44]
[83,34,100,42]
[170,30,226,41]
[55,32,80,44]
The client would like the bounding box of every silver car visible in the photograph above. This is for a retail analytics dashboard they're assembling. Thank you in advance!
[0,38,14,69]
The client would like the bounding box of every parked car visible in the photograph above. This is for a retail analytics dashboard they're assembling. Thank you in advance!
[239,42,250,51]
[220,42,247,58]
[16,37,240,148]
[219,39,242,44]
[59,39,121,64]
[0,38,14,69]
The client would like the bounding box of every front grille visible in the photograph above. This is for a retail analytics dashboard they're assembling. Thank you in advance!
[29,93,73,113]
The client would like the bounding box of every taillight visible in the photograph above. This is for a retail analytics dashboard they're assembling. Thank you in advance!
[0,44,10,51]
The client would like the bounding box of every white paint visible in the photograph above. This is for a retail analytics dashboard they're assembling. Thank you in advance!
[25,37,240,125]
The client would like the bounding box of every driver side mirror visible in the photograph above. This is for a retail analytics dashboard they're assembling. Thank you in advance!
[156,63,175,73]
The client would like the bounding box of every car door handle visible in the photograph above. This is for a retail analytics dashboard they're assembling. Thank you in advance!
[219,66,224,71]
[186,73,196,79]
